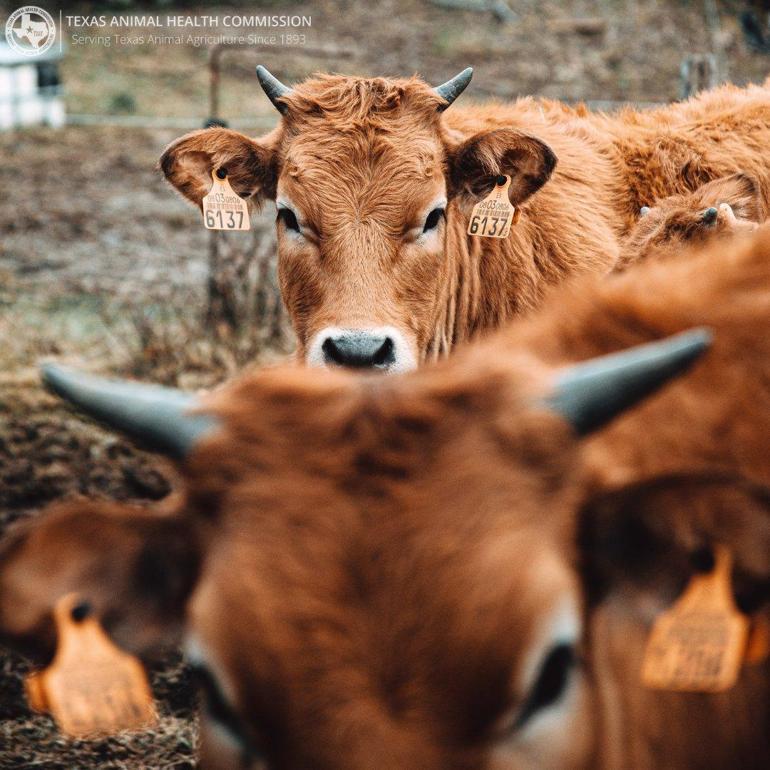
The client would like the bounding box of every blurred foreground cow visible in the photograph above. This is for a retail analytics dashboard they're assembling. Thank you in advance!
[3,233,770,768]
[160,69,770,371]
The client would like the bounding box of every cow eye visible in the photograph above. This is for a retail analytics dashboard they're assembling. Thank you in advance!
[423,207,445,233]
[513,643,575,730]
[277,207,300,233]
[192,663,265,761]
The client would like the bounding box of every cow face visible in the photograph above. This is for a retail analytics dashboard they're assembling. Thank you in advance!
[177,360,598,770]
[0,335,712,769]
[0,367,593,770]
[620,174,762,267]
[160,70,556,372]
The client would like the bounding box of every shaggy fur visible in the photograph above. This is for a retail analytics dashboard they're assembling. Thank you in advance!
[618,173,763,267]
[160,75,770,365]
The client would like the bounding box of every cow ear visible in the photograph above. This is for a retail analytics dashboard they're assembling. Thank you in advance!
[578,474,770,610]
[710,173,762,222]
[0,500,202,661]
[450,128,557,208]
[159,127,278,208]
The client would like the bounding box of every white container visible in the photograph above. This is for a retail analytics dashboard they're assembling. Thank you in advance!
[0,41,65,129]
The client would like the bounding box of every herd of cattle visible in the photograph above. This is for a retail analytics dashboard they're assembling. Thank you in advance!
[2,67,770,768]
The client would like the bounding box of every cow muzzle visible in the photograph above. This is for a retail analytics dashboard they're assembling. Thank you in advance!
[307,327,418,373]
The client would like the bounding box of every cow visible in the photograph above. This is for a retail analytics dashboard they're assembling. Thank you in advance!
[160,68,770,371]
[3,230,770,769]
[618,173,763,268]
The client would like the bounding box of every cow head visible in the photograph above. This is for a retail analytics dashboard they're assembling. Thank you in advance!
[620,173,762,267]
[160,68,557,372]
[0,331,734,770]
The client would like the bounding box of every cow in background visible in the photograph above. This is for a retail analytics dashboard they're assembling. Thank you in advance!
[618,173,763,267]
[4,231,770,769]
[161,69,770,371]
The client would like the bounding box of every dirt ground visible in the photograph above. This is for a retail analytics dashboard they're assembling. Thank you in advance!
[3,0,770,767]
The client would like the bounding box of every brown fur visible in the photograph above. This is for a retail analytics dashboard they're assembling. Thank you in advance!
[619,173,763,267]
[5,232,770,768]
[160,76,770,365]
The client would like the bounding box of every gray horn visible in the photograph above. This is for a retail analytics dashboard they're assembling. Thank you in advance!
[434,67,473,111]
[41,363,219,460]
[545,328,712,435]
[256,65,292,115]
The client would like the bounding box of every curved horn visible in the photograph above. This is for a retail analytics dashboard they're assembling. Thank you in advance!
[41,364,219,460]
[434,67,473,111]
[256,65,292,115]
[545,328,712,435]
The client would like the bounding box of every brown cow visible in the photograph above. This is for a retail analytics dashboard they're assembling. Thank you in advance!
[160,69,770,371]
[4,232,770,769]
[618,173,763,267]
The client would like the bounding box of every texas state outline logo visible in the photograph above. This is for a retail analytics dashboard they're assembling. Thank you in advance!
[5,6,56,56]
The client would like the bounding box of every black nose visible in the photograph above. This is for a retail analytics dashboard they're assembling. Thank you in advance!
[322,333,395,369]
[702,207,718,225]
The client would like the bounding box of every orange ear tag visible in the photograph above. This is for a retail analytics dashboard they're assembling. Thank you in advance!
[745,614,770,664]
[467,175,516,238]
[202,169,251,231]
[24,594,157,738]
[641,545,749,692]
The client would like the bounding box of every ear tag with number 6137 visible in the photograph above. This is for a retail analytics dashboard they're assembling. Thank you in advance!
[467,175,517,238]
[202,169,250,231]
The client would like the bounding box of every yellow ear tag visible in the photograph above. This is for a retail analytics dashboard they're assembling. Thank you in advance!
[202,169,251,231]
[641,545,749,692]
[24,594,157,738]
[467,175,516,238]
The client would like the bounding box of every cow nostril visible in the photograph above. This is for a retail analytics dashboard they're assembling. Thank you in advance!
[321,337,345,366]
[321,334,396,369]
[372,337,394,366]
